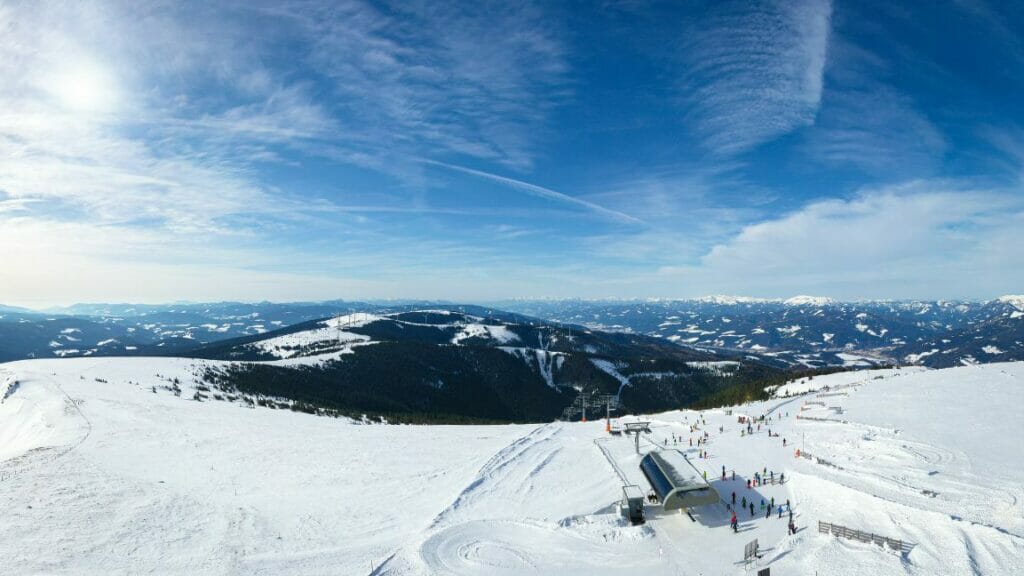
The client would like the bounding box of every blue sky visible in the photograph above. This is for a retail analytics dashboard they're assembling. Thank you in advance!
[0,0,1022,306]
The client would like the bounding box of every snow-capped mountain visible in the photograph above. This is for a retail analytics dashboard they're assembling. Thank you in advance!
[497,297,1024,368]
[893,297,1024,367]
[4,297,1021,370]
[183,309,786,421]
[0,301,377,361]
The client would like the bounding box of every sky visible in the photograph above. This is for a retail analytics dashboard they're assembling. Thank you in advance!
[1,0,1022,307]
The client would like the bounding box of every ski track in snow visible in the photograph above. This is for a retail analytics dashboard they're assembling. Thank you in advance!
[1,359,1023,575]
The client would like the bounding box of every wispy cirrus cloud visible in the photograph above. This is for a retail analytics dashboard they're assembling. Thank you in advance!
[803,34,948,176]
[290,0,569,170]
[677,0,833,155]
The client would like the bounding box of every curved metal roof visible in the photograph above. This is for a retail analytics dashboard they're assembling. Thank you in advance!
[639,450,719,511]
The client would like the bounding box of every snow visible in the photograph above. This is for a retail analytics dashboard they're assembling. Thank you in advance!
[996,295,1024,310]
[982,345,1004,355]
[451,324,520,345]
[784,295,835,306]
[251,325,371,359]
[693,295,768,305]
[686,360,741,376]
[590,358,631,396]
[771,367,927,397]
[835,352,876,367]
[1,358,1022,575]
[500,347,565,389]
[905,348,940,364]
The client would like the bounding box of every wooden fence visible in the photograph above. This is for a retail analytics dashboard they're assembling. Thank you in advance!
[815,391,848,398]
[818,521,911,554]
[797,450,843,470]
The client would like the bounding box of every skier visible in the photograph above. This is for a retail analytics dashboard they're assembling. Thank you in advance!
[750,502,755,517]
[765,506,771,519]
[780,472,785,484]
[783,438,787,447]
[778,505,783,519]
[770,470,774,482]
[731,511,738,533]
[732,491,736,505]
[742,496,747,509]
[760,499,765,510]
[788,520,796,535]
[731,470,736,481]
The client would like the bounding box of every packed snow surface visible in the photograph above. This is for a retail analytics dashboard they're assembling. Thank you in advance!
[0,358,1022,575]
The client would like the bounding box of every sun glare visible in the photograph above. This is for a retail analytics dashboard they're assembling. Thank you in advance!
[48,61,117,112]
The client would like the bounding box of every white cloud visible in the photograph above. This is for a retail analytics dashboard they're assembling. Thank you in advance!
[654,183,1024,298]
[678,0,833,154]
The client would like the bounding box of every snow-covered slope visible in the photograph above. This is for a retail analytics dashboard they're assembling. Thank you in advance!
[500,298,1024,369]
[0,358,1021,575]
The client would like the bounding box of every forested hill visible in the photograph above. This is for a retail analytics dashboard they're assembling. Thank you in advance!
[183,310,790,423]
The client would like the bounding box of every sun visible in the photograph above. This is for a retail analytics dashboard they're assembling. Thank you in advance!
[47,61,118,112]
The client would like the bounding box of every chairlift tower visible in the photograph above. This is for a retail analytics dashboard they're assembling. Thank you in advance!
[571,394,589,423]
[598,393,619,432]
[624,421,651,454]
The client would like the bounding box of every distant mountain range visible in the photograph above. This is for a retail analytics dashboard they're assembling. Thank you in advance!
[496,296,1024,368]
[1,296,1020,370]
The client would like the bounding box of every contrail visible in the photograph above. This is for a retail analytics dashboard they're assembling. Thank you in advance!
[423,160,645,225]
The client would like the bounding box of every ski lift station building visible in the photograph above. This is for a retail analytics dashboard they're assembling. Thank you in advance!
[639,450,719,511]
